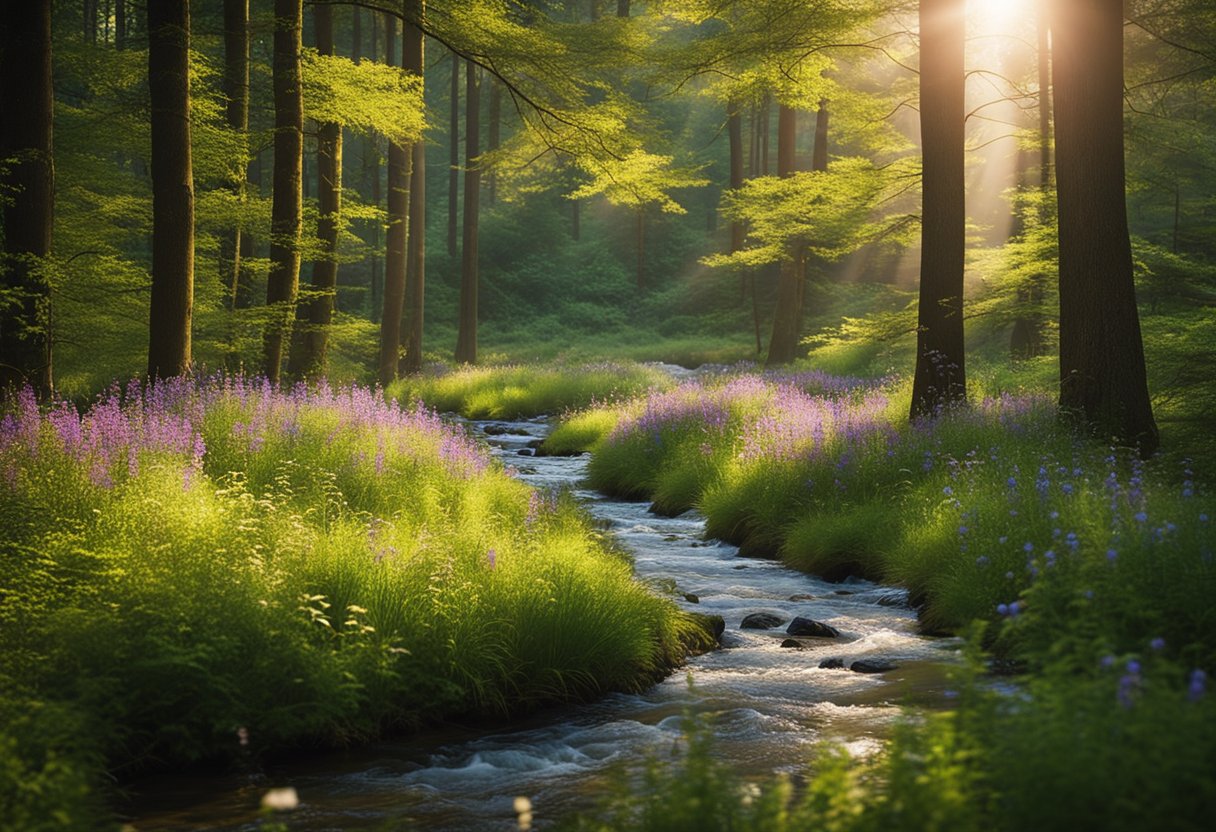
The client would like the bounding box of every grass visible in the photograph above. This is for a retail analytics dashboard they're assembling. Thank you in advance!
[386,361,675,419]
[552,367,1216,831]
[0,379,712,830]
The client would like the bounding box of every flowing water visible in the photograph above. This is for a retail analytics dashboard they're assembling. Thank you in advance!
[130,417,957,831]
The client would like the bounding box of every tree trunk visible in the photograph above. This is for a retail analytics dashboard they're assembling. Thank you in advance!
[728,99,744,253]
[812,100,829,172]
[288,2,341,380]
[401,1,426,376]
[1011,0,1050,359]
[115,0,126,49]
[352,5,361,61]
[455,60,482,363]
[262,0,303,386]
[617,0,630,16]
[910,0,967,418]
[571,198,581,240]
[448,51,461,258]
[377,11,408,387]
[84,0,96,44]
[221,0,252,313]
[635,209,646,292]
[0,0,54,396]
[590,1,600,21]
[759,94,770,175]
[1053,0,1158,452]
[776,103,795,176]
[765,103,804,366]
[146,0,194,380]
[486,79,501,205]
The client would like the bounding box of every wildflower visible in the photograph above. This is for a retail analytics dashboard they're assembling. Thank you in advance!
[1007,477,1018,489]
[1189,669,1207,702]
[1126,660,1141,674]
[1150,637,1165,651]
[1100,655,1115,669]
[1134,511,1148,523]
[1023,542,1034,553]
[1106,549,1118,563]
[487,548,497,569]
[976,555,989,567]
[999,536,1008,544]
[943,485,954,496]
[237,726,249,747]
[997,603,1009,616]
[1005,571,1015,580]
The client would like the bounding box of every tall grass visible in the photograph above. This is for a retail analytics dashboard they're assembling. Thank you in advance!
[554,365,1216,830]
[386,361,674,419]
[0,379,707,829]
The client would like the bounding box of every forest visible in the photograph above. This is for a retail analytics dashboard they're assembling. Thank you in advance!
[1,0,1215,829]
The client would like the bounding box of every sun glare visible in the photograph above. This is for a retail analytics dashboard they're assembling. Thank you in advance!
[970,0,1022,31]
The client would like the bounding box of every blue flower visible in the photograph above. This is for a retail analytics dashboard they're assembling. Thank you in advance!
[943,486,954,496]
[1150,637,1165,651]
[1106,549,1118,563]
[1023,542,1034,553]
[1189,669,1207,702]
[997,603,1008,616]
[1134,511,1148,523]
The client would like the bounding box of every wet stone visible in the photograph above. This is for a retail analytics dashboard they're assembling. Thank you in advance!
[788,594,816,602]
[786,617,840,638]
[741,612,785,630]
[833,590,855,596]
[517,449,534,456]
[780,639,805,649]
[850,659,898,674]
[819,657,846,669]
[683,593,700,604]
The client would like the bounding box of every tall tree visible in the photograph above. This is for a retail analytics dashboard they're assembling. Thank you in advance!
[221,0,254,311]
[0,0,54,395]
[378,13,409,387]
[1010,0,1051,359]
[1053,0,1158,451]
[909,0,966,418]
[812,99,829,173]
[115,0,127,50]
[617,1,631,17]
[455,60,481,364]
[486,79,502,205]
[263,0,304,385]
[287,2,342,379]
[146,0,194,380]
[401,1,427,375]
[727,99,745,253]
[448,52,461,258]
[764,103,803,365]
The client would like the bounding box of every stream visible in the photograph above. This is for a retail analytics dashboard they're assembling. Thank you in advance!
[130,417,957,831]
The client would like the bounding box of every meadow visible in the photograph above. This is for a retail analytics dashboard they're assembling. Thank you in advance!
[539,367,1216,831]
[0,377,710,830]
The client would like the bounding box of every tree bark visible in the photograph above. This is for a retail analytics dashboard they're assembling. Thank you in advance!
[377,10,408,387]
[728,100,745,253]
[262,0,303,385]
[486,79,501,205]
[0,0,54,396]
[765,103,804,366]
[115,0,127,49]
[1053,0,1158,452]
[455,60,481,364]
[590,1,600,21]
[1011,0,1050,359]
[288,2,342,380]
[401,1,427,376]
[812,100,829,172]
[617,0,630,16]
[221,0,253,313]
[910,0,967,418]
[146,0,194,381]
[448,51,461,258]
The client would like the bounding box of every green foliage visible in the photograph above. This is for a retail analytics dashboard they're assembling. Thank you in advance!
[388,361,673,419]
[0,381,703,828]
[301,50,425,144]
